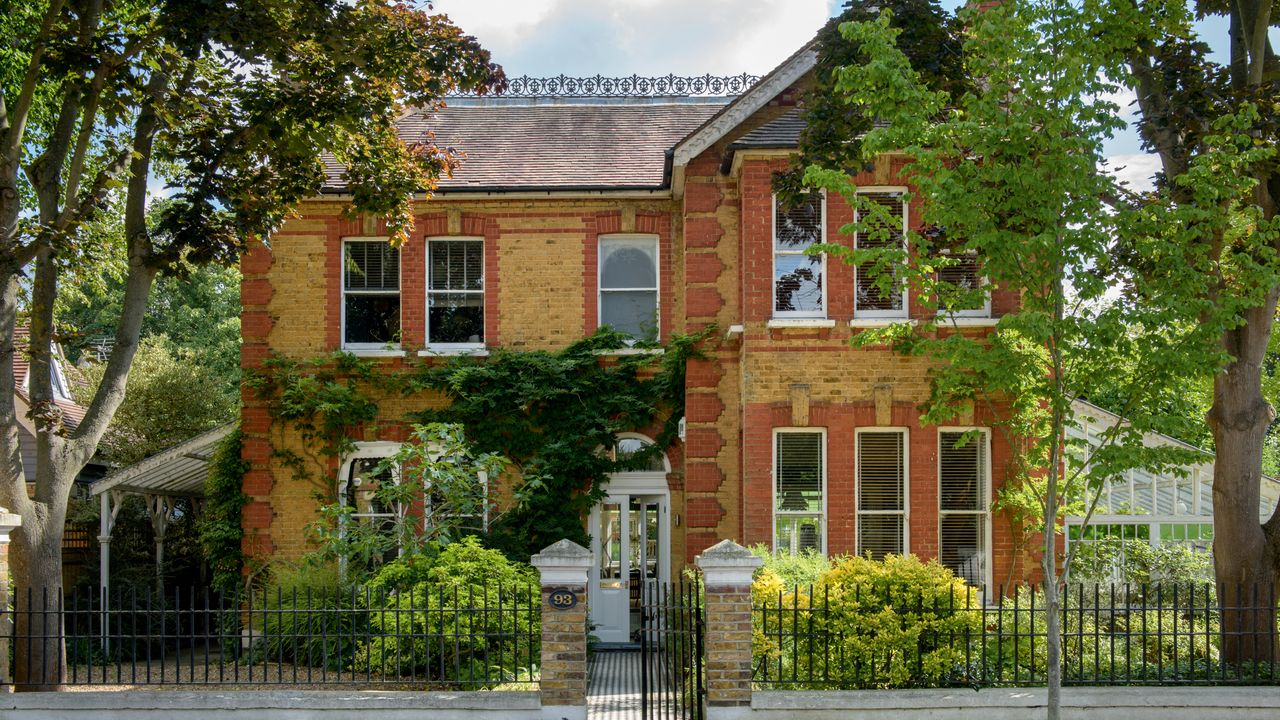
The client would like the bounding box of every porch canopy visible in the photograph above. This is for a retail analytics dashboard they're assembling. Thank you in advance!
[90,423,235,594]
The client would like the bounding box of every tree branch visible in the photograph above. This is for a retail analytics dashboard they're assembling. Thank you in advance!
[69,71,167,461]
[2,0,68,167]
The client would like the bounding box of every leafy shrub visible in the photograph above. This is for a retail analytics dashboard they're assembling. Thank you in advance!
[355,538,540,685]
[750,545,832,591]
[982,584,1222,683]
[247,564,367,670]
[754,553,981,689]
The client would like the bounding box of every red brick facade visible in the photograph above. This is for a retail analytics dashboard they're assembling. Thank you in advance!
[240,74,1033,585]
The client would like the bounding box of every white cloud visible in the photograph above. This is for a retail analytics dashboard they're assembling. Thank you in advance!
[1105,153,1161,192]
[433,0,831,77]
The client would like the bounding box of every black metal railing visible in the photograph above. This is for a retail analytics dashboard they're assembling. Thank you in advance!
[448,74,760,98]
[753,583,1280,689]
[4,583,540,689]
[640,580,705,720]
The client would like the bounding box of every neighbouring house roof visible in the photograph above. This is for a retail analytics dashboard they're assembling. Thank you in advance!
[12,326,87,431]
[321,100,727,193]
[91,423,235,499]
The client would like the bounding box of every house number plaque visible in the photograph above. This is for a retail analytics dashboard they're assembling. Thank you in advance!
[548,588,578,611]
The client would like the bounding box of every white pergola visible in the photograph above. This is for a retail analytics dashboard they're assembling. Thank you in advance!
[90,423,235,595]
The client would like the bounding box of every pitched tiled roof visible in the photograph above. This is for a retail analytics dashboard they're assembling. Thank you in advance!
[321,101,728,193]
[728,109,805,150]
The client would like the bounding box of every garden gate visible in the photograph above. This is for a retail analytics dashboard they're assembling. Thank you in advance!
[638,581,705,720]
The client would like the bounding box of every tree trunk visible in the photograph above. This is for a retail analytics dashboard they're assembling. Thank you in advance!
[1209,297,1280,664]
[10,506,68,690]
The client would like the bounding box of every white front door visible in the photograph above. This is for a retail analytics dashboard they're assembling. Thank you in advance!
[589,493,669,644]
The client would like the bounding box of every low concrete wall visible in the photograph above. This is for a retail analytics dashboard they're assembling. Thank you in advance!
[708,687,1280,720]
[2,689,544,720]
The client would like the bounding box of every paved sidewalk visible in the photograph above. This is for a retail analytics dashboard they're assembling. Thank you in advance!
[588,650,641,720]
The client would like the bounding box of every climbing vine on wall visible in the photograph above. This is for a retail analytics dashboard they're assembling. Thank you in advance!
[248,327,712,560]
[198,426,251,594]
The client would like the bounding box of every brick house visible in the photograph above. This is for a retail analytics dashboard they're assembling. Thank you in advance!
[240,41,1024,643]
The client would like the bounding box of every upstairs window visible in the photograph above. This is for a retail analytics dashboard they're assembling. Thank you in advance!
[939,430,990,587]
[599,235,659,341]
[343,239,400,348]
[773,192,825,317]
[854,192,907,318]
[930,227,989,317]
[775,430,825,554]
[428,237,485,348]
[857,429,906,559]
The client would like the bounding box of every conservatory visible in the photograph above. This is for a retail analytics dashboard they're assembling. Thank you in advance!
[1064,399,1280,572]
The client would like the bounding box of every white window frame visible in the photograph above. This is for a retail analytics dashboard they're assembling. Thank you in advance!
[772,427,828,555]
[598,233,661,341]
[855,427,910,557]
[426,236,486,351]
[772,192,828,319]
[937,427,993,591]
[337,441,491,552]
[935,248,992,319]
[853,188,909,320]
[341,237,402,351]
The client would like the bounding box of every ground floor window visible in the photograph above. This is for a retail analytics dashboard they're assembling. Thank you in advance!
[774,429,825,554]
[857,429,906,559]
[938,429,990,587]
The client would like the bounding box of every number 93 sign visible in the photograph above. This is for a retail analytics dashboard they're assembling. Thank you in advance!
[547,587,579,611]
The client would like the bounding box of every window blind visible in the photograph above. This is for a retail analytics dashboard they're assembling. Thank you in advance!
[939,431,988,587]
[345,241,400,292]
[855,193,905,314]
[775,431,824,554]
[857,431,905,558]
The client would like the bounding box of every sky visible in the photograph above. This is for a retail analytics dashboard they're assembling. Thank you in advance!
[432,0,1272,193]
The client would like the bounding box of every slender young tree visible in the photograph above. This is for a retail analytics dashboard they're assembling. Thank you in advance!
[802,1,1235,715]
[0,0,501,688]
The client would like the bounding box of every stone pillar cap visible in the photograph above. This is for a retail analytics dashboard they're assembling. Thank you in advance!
[531,538,591,585]
[695,539,762,586]
[0,506,21,542]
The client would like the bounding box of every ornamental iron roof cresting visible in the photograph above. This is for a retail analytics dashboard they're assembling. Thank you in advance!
[448,73,762,98]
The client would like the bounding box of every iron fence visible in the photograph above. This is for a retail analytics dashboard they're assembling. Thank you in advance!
[753,582,1279,689]
[639,580,705,720]
[4,583,540,689]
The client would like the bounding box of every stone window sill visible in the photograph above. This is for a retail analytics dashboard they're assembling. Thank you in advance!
[767,319,837,329]
[418,348,491,357]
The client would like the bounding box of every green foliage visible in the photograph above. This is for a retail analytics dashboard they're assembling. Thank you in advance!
[252,327,710,562]
[73,336,238,466]
[749,544,832,591]
[983,585,1224,683]
[61,262,244,404]
[754,554,981,689]
[355,538,540,683]
[249,564,366,670]
[199,427,250,595]
[1071,539,1214,592]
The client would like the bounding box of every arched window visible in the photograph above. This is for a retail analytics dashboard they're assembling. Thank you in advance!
[611,434,668,474]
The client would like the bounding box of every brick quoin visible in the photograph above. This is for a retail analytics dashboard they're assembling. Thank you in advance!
[684,427,725,459]
[240,311,273,340]
[686,286,723,318]
[685,253,724,284]
[685,393,725,423]
[240,278,273,307]
[242,469,273,495]
[685,358,722,389]
[685,462,725,493]
[241,501,273,530]
[241,245,273,274]
[685,182,722,214]
[685,497,725,529]
[241,438,272,465]
[240,406,270,434]
[684,217,724,248]
[685,531,720,563]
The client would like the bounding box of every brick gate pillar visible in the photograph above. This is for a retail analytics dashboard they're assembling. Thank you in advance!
[531,539,592,720]
[0,506,21,688]
[696,540,762,717]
